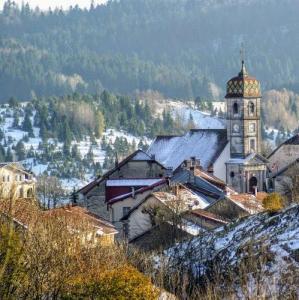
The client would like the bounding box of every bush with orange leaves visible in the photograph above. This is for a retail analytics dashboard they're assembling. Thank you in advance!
[0,198,159,299]
[262,193,283,212]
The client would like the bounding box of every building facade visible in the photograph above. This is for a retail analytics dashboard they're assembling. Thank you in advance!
[0,162,35,199]
[225,61,268,193]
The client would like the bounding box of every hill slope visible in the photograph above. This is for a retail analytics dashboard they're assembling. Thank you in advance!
[164,205,299,298]
[0,0,299,100]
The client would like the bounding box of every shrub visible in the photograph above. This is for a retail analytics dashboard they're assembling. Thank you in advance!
[262,193,283,212]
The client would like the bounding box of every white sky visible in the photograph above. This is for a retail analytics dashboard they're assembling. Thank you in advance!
[0,0,108,10]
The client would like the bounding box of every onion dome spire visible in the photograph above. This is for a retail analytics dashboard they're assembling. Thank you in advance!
[225,55,261,99]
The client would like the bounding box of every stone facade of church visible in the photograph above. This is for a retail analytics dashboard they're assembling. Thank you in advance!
[225,61,268,193]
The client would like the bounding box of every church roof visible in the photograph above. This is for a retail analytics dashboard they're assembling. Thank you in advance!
[226,152,268,165]
[147,129,228,171]
[226,61,261,99]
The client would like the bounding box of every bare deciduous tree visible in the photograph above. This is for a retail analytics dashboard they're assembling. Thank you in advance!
[37,175,65,209]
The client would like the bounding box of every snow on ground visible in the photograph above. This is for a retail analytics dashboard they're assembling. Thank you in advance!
[0,105,150,191]
[162,205,299,296]
[151,99,226,129]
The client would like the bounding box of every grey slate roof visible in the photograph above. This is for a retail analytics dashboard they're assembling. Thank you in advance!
[147,129,228,171]
[268,134,299,159]
[172,169,225,205]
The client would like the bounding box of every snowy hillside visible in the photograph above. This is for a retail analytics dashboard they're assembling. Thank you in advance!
[0,104,149,191]
[150,99,226,129]
[164,205,299,297]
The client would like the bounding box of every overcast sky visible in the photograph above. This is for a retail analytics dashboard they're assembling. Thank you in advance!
[0,0,108,10]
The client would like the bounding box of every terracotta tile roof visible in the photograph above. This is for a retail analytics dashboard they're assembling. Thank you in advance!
[255,192,268,202]
[194,168,226,189]
[152,185,210,210]
[228,193,264,213]
[44,206,118,235]
[189,209,229,224]
[0,198,39,229]
[0,200,117,236]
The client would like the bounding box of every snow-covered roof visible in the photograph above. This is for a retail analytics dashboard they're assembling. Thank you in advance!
[227,193,264,214]
[268,133,299,159]
[172,168,225,204]
[153,188,209,211]
[227,152,268,165]
[106,178,163,187]
[147,129,228,171]
[131,151,153,161]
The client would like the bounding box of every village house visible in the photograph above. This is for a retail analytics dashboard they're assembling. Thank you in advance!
[45,205,118,246]
[0,162,35,199]
[121,184,216,242]
[107,178,167,232]
[76,149,166,219]
[267,134,299,200]
[268,134,299,174]
[206,192,266,221]
[0,199,118,247]
[182,209,229,231]
[269,159,299,202]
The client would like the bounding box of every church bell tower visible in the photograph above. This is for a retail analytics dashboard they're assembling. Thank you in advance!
[225,58,268,194]
[226,60,262,158]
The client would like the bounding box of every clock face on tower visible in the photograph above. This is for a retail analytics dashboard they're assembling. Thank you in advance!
[233,124,240,133]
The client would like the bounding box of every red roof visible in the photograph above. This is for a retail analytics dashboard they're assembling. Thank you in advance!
[108,179,167,205]
[190,209,229,224]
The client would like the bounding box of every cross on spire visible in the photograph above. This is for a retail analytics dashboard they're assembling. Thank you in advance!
[240,43,245,64]
[239,43,248,77]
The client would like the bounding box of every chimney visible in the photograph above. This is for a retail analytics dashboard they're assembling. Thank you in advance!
[151,154,156,161]
[225,186,231,196]
[173,184,179,196]
[165,167,173,178]
[183,159,192,170]
[191,156,196,167]
[189,166,195,184]
[254,186,258,197]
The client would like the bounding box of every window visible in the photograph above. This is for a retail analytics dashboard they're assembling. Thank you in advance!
[2,176,5,182]
[19,188,24,198]
[230,171,235,178]
[123,207,131,217]
[7,176,10,182]
[250,139,256,151]
[27,188,33,198]
[248,102,255,115]
[249,123,256,133]
[233,103,238,115]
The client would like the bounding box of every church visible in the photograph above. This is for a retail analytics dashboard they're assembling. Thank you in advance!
[77,58,284,225]
[147,60,268,194]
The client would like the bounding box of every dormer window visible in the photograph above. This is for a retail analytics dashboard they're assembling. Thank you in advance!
[233,103,238,115]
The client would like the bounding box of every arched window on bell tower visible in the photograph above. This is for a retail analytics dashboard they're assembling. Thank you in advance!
[248,101,255,116]
[233,102,238,115]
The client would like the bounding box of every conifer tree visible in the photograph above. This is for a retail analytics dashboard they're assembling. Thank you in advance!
[15,141,26,161]
[5,147,13,162]
[22,112,34,137]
